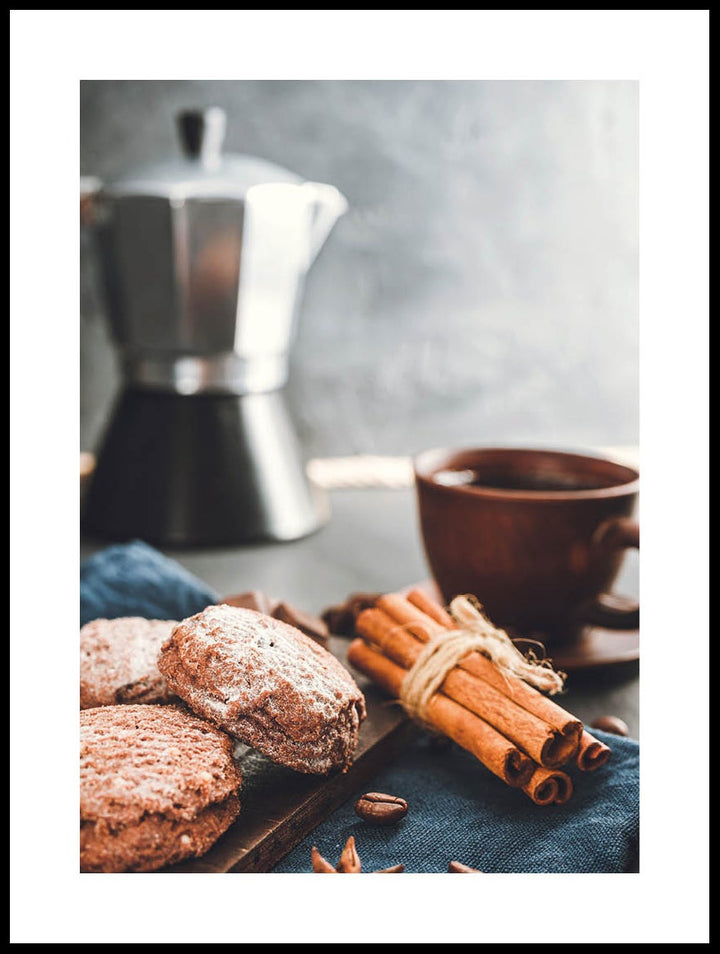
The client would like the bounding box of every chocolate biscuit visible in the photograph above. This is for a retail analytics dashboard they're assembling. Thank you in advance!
[80,704,242,873]
[158,604,366,774]
[80,617,177,709]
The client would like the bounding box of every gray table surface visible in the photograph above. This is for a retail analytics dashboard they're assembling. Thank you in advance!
[80,485,639,738]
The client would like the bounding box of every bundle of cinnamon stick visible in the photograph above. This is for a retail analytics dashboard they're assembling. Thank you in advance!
[347,588,610,805]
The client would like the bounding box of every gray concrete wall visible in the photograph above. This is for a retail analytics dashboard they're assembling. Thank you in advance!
[81,80,638,458]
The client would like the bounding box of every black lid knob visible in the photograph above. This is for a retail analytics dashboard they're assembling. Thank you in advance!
[176,108,226,166]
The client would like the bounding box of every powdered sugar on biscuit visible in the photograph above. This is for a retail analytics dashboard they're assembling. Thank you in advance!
[158,605,366,774]
[80,704,242,827]
[80,617,177,709]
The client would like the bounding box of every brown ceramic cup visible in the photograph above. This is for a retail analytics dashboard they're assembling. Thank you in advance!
[414,447,639,645]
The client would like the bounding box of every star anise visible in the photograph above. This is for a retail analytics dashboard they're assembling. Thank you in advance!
[311,836,404,873]
[448,860,482,872]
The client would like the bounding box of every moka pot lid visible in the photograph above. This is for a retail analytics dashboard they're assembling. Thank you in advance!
[101,107,301,201]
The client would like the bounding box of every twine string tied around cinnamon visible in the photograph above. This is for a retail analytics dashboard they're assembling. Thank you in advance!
[399,595,565,724]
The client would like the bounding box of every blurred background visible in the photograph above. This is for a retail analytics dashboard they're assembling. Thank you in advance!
[80,79,638,460]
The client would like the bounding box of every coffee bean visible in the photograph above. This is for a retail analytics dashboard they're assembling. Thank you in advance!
[321,592,382,636]
[322,606,354,636]
[591,715,629,737]
[354,792,408,826]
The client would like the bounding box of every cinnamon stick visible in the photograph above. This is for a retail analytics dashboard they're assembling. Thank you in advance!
[522,766,573,806]
[576,730,612,771]
[347,638,533,787]
[401,587,455,627]
[356,607,572,768]
[384,590,582,763]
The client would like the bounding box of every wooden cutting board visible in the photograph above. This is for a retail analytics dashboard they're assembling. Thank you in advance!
[165,637,413,873]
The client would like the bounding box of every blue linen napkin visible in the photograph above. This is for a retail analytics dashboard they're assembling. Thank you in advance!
[274,729,639,873]
[80,540,219,626]
[80,541,639,874]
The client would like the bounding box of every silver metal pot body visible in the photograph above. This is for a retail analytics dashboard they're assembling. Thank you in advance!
[80,109,346,545]
[89,108,347,395]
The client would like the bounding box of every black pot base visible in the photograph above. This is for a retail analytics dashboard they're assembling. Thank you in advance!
[82,389,329,547]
